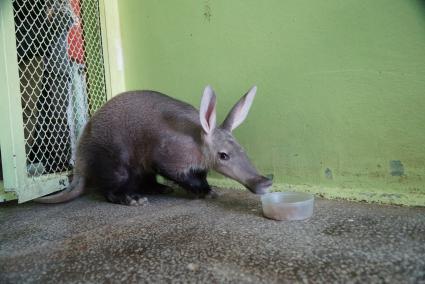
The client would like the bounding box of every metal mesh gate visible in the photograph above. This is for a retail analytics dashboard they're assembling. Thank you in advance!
[12,0,107,183]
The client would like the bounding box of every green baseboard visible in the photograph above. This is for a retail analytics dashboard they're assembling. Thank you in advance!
[207,178,425,207]
[1,177,423,206]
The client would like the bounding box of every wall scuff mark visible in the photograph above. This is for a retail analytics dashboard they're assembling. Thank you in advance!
[203,1,212,22]
[390,160,404,177]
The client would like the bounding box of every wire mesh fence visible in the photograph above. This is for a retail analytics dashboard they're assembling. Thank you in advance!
[12,0,107,181]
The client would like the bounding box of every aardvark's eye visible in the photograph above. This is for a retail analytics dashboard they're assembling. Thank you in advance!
[218,152,230,161]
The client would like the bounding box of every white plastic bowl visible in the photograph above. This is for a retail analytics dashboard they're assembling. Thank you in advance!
[261,192,314,221]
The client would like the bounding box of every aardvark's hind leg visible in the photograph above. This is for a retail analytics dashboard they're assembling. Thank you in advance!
[98,164,148,206]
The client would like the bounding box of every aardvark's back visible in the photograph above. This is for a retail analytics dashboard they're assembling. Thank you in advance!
[90,90,201,138]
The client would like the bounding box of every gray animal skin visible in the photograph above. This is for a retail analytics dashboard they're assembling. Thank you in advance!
[37,86,272,205]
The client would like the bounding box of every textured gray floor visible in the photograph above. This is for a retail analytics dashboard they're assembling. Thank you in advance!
[0,188,424,283]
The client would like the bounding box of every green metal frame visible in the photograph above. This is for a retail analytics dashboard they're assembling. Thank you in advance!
[0,0,70,202]
[1,0,27,202]
[0,0,114,203]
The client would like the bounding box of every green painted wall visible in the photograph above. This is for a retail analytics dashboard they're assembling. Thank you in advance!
[115,0,425,206]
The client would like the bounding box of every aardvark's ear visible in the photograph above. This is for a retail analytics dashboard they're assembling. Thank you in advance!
[221,86,257,132]
[200,85,217,135]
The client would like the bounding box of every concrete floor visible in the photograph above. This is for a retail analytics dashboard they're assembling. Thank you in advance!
[0,188,424,283]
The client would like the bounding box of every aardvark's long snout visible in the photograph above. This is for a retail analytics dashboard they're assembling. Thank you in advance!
[245,176,273,195]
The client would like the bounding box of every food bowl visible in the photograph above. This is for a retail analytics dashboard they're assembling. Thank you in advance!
[261,192,314,221]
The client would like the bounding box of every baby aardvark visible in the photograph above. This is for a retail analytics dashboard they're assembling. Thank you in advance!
[38,86,272,205]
